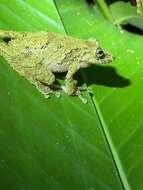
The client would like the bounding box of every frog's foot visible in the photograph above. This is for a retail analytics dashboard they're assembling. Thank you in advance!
[75,88,88,104]
[50,84,61,98]
[34,81,61,98]
[43,90,61,99]
[54,91,61,98]
[77,83,87,91]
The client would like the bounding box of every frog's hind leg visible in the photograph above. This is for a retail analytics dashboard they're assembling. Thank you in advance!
[32,64,60,98]
[33,80,54,98]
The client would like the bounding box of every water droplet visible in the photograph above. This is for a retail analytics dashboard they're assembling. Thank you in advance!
[126,49,135,54]
[120,30,124,34]
[87,20,95,26]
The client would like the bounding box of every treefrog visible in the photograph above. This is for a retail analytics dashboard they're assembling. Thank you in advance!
[0,30,114,100]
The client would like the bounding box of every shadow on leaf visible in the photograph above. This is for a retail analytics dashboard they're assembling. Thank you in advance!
[77,65,131,88]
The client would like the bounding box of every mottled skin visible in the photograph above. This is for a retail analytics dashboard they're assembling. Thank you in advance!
[0,30,113,97]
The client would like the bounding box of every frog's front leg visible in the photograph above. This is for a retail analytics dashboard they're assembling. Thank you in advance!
[65,63,79,95]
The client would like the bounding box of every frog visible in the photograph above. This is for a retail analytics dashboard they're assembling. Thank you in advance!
[0,29,114,100]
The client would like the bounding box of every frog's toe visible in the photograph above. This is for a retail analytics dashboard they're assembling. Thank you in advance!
[44,94,50,99]
[77,83,87,91]
[54,91,61,98]
[75,88,88,104]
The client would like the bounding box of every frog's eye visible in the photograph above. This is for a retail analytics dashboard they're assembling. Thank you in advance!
[95,47,106,59]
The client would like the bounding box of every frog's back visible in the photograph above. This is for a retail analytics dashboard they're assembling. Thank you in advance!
[0,30,86,67]
[42,32,86,64]
[21,31,86,65]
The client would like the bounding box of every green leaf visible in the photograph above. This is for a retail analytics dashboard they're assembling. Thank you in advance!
[0,0,65,32]
[0,0,122,190]
[109,1,143,30]
[1,0,143,189]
